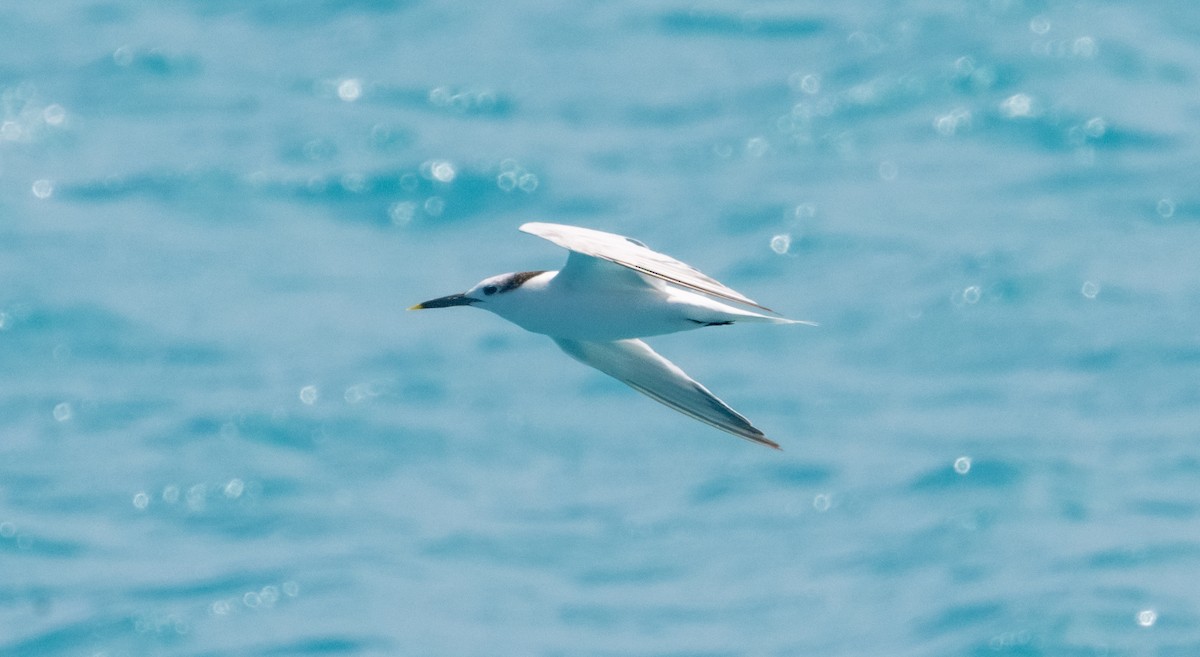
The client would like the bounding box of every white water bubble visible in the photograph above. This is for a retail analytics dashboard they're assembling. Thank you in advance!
[989,631,1033,651]
[210,600,232,616]
[258,585,280,607]
[1029,15,1051,35]
[0,120,22,141]
[934,108,971,136]
[32,179,54,199]
[1137,609,1157,627]
[812,493,832,512]
[744,137,769,158]
[954,456,972,474]
[1083,117,1107,138]
[398,173,420,192]
[340,173,366,194]
[186,484,207,511]
[969,66,997,89]
[302,140,331,162]
[162,485,180,504]
[517,172,539,193]
[337,78,362,102]
[282,580,301,597]
[224,479,245,499]
[845,81,879,106]
[133,492,150,510]
[430,160,457,183]
[792,203,817,220]
[847,30,884,54]
[53,402,73,422]
[42,104,66,126]
[473,90,497,111]
[1072,36,1097,58]
[388,201,416,225]
[1081,281,1100,299]
[1000,93,1035,118]
[962,285,982,304]
[299,385,319,405]
[428,86,451,106]
[423,196,445,217]
[1156,198,1175,218]
[344,383,378,404]
[769,234,792,254]
[788,72,821,94]
[112,46,134,66]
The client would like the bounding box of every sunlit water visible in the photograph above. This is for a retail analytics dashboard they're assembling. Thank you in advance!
[3,2,1199,656]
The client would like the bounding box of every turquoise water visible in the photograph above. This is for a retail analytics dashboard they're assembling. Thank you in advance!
[3,2,1199,655]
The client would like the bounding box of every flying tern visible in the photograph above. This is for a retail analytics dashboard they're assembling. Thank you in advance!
[410,222,814,449]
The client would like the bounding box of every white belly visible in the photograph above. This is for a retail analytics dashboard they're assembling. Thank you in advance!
[481,271,778,341]
[503,287,700,340]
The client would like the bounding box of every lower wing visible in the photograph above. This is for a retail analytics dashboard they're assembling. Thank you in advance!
[553,338,781,449]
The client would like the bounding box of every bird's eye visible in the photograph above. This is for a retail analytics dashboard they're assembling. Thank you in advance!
[482,285,498,296]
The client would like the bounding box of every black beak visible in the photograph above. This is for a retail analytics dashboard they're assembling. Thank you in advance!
[408,293,479,310]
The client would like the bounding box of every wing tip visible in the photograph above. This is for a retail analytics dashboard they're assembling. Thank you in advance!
[752,434,783,450]
[738,421,781,450]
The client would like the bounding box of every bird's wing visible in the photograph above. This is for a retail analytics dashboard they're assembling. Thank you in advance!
[520,222,774,312]
[553,338,781,449]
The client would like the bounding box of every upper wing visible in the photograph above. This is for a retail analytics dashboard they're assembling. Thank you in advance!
[520,222,774,312]
[553,338,781,450]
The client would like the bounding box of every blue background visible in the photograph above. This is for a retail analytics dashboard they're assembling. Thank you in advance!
[2,2,1198,655]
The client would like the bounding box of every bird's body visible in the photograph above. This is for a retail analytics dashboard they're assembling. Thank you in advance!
[473,269,797,342]
[410,222,814,449]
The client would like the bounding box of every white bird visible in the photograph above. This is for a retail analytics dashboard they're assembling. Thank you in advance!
[409,222,815,449]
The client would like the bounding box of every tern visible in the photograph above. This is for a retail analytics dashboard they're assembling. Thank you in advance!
[410,222,814,449]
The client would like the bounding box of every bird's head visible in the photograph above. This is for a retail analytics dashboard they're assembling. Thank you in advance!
[408,270,548,312]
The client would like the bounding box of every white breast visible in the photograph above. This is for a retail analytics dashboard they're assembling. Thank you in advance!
[480,272,691,340]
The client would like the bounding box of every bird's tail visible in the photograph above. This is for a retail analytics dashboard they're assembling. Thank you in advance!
[737,314,818,327]
[709,304,817,326]
[675,288,817,327]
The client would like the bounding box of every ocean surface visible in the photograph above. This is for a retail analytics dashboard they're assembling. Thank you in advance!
[3,2,1199,655]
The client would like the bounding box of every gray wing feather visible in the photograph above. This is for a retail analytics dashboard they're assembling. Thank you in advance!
[521,222,774,312]
[553,338,781,449]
